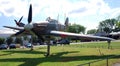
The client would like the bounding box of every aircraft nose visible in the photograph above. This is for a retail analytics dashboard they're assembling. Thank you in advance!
[24,23,33,30]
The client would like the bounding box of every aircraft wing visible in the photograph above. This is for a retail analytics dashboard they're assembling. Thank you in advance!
[3,26,24,30]
[50,31,114,41]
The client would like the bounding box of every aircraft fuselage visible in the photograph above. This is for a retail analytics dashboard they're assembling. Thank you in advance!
[32,21,65,36]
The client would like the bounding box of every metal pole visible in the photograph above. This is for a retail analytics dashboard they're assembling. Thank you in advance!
[107,40,111,49]
[45,36,51,57]
[106,58,108,66]
[46,43,50,57]
[88,63,90,66]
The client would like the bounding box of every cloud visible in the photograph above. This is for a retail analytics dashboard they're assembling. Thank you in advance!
[4,7,14,14]
[69,7,88,14]
[0,28,16,34]
[0,0,28,17]
[0,0,120,18]
[68,0,111,17]
[1,0,120,30]
[0,0,111,18]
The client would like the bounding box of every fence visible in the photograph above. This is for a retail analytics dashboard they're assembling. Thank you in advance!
[77,55,120,66]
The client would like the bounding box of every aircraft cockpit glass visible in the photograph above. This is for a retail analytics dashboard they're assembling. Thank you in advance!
[49,19,58,24]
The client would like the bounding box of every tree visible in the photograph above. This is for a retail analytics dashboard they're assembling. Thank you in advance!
[31,35,38,44]
[0,37,5,45]
[23,36,28,40]
[87,29,97,34]
[98,19,117,33]
[114,21,120,32]
[103,27,111,33]
[114,15,120,32]
[6,37,13,46]
[66,24,86,34]
[15,37,22,44]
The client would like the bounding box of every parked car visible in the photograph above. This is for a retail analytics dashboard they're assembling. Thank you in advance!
[0,44,8,50]
[25,43,32,48]
[9,44,16,49]
[57,39,70,45]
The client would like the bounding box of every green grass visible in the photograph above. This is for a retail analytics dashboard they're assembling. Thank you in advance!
[0,41,120,66]
[69,41,120,49]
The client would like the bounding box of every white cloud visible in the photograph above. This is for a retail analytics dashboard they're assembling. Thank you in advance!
[0,28,16,34]
[0,0,112,18]
[1,0,120,30]
[0,0,28,17]
[0,0,119,18]
[68,0,111,17]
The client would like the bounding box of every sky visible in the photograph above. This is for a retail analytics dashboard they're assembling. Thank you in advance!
[0,0,120,33]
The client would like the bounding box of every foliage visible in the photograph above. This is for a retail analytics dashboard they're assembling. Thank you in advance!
[14,37,22,44]
[113,21,120,32]
[103,27,111,33]
[98,19,117,33]
[67,24,86,34]
[87,29,97,34]
[6,37,13,45]
[23,36,29,40]
[31,35,38,43]
[0,37,5,44]
[112,15,120,32]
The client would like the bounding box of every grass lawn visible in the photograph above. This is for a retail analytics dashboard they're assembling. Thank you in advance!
[0,41,120,66]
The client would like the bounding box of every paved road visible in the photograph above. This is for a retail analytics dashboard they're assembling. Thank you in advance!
[113,63,120,66]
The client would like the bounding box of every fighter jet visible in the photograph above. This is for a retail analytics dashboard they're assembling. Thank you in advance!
[4,4,114,56]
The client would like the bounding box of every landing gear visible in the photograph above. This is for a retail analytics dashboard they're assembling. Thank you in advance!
[44,44,50,57]
[44,36,51,57]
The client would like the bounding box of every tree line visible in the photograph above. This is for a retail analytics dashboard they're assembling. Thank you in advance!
[66,15,120,34]
[0,36,38,45]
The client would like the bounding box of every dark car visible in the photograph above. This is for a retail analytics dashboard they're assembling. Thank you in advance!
[0,44,8,50]
[57,39,70,45]
[9,44,16,49]
[25,43,32,48]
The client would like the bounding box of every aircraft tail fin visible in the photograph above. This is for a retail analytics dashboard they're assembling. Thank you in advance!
[64,17,69,28]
